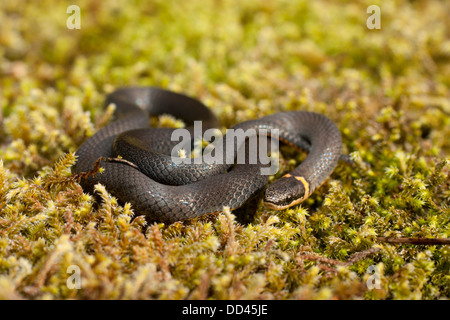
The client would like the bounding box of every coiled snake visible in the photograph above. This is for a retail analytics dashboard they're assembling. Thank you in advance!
[73,87,343,223]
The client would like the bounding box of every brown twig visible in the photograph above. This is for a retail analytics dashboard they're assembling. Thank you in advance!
[296,247,381,275]
[73,156,138,182]
[377,237,450,245]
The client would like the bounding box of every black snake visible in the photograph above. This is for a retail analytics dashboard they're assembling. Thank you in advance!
[73,87,343,223]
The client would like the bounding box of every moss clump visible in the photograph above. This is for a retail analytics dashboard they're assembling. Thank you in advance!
[0,0,449,299]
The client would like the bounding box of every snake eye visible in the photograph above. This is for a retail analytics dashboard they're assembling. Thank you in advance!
[263,177,306,210]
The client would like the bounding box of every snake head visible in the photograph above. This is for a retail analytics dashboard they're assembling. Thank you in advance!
[263,174,307,210]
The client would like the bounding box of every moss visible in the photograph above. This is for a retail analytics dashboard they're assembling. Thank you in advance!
[0,0,449,299]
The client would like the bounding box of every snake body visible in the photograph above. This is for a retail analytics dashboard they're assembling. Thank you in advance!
[73,87,342,223]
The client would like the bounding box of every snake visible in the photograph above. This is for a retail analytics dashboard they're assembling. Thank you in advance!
[73,86,343,223]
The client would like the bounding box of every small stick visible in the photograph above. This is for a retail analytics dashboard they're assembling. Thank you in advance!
[377,237,450,245]
[73,156,138,182]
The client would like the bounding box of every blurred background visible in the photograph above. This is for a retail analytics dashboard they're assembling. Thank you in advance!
[1,0,448,171]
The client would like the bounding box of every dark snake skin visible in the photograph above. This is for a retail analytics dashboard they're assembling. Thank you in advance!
[73,87,342,223]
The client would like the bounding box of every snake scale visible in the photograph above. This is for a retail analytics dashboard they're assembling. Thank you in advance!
[73,87,343,223]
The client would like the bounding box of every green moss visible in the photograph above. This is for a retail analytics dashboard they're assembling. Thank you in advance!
[0,0,449,299]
